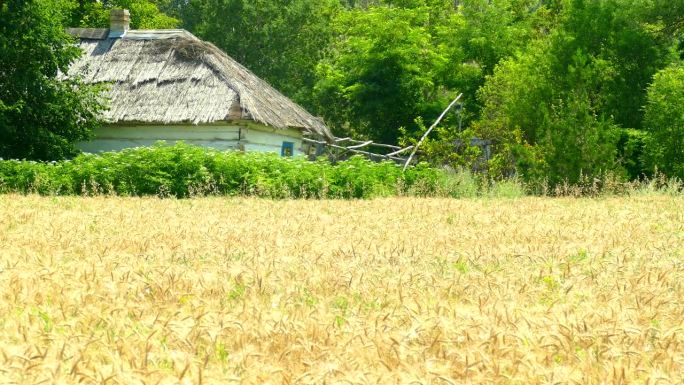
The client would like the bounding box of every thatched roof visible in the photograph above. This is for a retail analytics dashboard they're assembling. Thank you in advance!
[66,28,332,140]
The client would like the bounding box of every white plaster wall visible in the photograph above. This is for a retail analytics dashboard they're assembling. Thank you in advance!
[76,124,306,156]
[242,126,305,156]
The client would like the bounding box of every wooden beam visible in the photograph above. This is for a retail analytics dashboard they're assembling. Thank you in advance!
[328,144,407,162]
[333,137,404,150]
[302,138,327,145]
[403,93,463,171]
[347,140,374,150]
[303,137,410,163]
[365,143,403,150]
[386,146,414,157]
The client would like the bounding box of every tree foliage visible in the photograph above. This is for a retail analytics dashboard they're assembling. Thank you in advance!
[313,4,450,143]
[642,63,684,179]
[473,0,675,183]
[312,0,547,144]
[66,0,179,29]
[0,0,105,160]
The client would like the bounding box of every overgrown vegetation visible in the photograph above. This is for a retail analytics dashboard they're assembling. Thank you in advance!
[4,0,684,187]
[0,0,105,160]
[1,143,681,199]
[0,143,455,198]
[642,63,684,180]
[169,0,683,185]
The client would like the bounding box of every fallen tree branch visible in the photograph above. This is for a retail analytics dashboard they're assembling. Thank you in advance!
[328,144,407,162]
[403,93,463,171]
[334,138,404,150]
[303,138,332,145]
[347,140,374,150]
[303,137,412,163]
[386,146,414,157]
[363,142,403,150]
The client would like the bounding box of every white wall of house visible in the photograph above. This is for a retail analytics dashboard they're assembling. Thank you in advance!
[241,126,304,156]
[76,123,307,156]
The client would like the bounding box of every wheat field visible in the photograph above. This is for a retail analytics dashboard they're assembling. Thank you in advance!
[0,195,683,384]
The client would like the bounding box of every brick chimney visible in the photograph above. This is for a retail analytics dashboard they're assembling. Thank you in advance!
[109,9,130,38]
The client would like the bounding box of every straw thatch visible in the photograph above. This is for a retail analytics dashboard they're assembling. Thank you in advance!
[66,29,332,140]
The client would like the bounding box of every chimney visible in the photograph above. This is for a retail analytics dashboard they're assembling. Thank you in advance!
[109,9,130,38]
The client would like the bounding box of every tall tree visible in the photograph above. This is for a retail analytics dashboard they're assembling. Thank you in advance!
[313,3,452,144]
[65,0,179,29]
[0,0,105,160]
[312,0,547,144]
[642,63,684,179]
[473,0,674,183]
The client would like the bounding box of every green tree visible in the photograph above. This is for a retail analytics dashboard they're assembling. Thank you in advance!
[473,0,671,183]
[421,0,550,158]
[314,3,453,144]
[66,0,178,29]
[554,0,666,130]
[644,0,684,37]
[313,0,549,145]
[0,0,105,160]
[642,63,684,179]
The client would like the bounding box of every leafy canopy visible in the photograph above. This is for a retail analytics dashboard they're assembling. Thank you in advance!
[472,0,674,183]
[642,63,684,179]
[0,0,105,160]
[312,0,548,144]
[66,0,179,29]
[313,3,450,144]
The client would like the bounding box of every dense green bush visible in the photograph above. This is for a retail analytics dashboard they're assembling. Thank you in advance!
[2,142,681,198]
[642,64,684,180]
[0,0,106,161]
[0,143,456,199]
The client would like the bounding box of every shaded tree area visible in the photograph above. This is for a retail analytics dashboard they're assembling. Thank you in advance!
[0,0,105,160]
[313,0,549,144]
[66,0,179,29]
[312,0,683,184]
[642,64,684,180]
[471,0,681,183]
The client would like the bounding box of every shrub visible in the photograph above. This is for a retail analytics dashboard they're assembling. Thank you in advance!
[643,64,684,180]
[0,142,456,199]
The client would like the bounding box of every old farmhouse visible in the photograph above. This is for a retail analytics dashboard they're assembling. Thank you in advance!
[67,10,333,157]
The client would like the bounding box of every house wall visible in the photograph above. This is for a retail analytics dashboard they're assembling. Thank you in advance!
[241,126,304,156]
[76,124,306,156]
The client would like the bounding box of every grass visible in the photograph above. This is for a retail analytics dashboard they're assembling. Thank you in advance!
[0,195,683,383]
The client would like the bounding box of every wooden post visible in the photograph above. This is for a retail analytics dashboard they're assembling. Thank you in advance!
[402,93,463,172]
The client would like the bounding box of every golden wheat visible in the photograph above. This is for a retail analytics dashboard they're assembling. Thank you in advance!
[0,195,683,384]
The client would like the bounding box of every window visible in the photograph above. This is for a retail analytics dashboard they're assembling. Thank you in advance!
[281,141,294,157]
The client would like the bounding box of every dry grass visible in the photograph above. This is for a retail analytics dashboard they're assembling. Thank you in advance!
[0,195,683,384]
